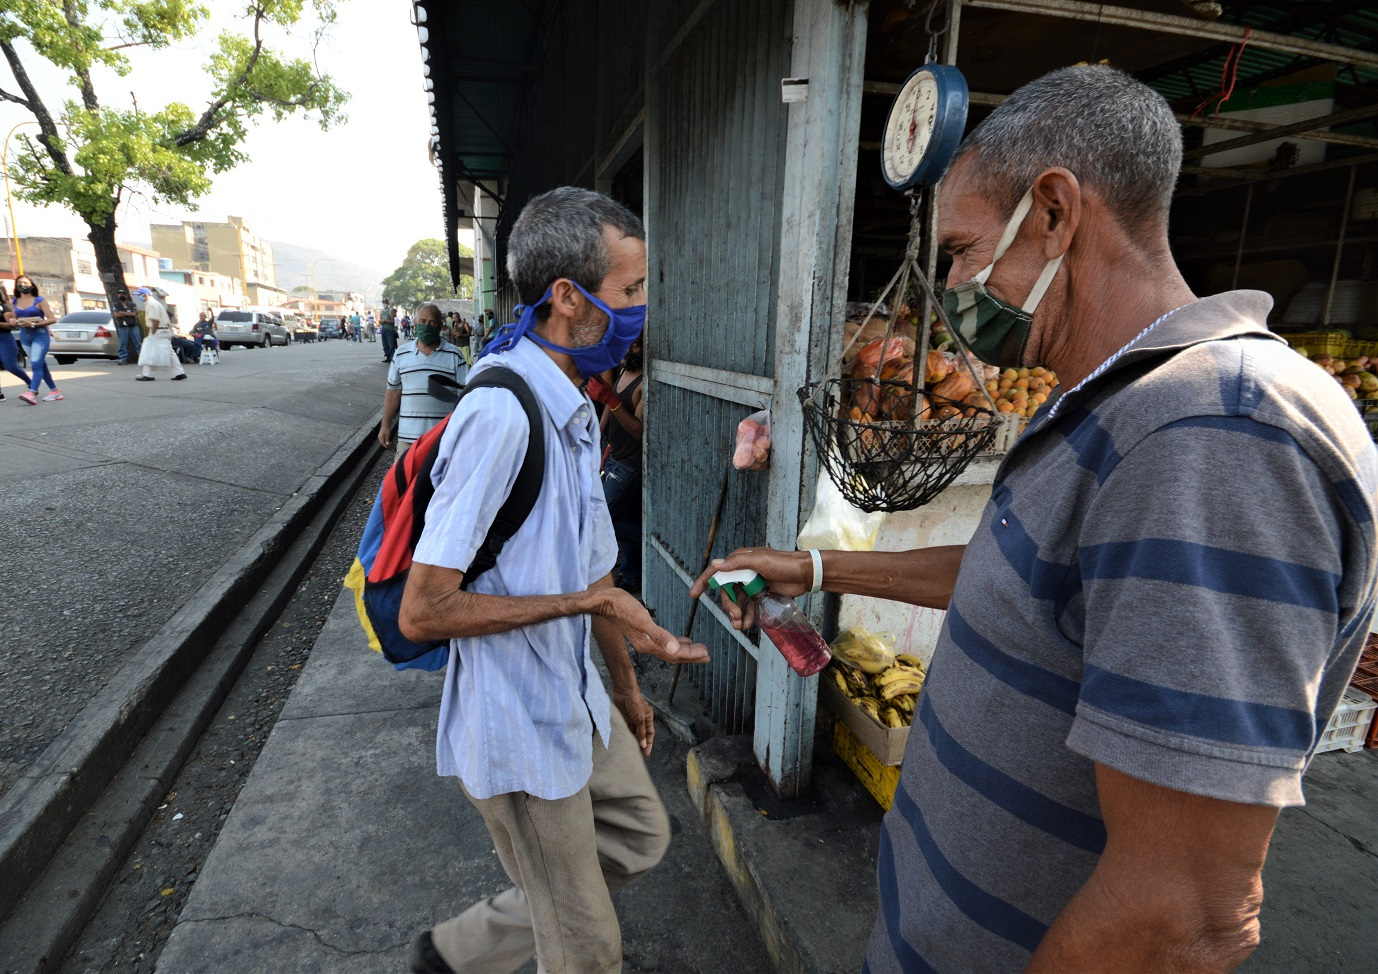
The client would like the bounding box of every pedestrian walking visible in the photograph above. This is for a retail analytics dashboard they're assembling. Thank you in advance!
[379,299,398,363]
[133,287,186,382]
[454,315,473,366]
[693,65,1378,974]
[112,288,142,364]
[12,274,61,404]
[0,283,32,402]
[378,302,466,458]
[399,187,708,974]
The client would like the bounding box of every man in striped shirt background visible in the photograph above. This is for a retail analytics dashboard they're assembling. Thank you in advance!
[379,301,466,457]
[699,65,1378,974]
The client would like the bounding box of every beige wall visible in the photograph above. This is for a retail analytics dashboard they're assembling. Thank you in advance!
[835,459,999,668]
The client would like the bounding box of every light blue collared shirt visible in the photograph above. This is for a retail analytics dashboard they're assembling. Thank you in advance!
[413,337,618,800]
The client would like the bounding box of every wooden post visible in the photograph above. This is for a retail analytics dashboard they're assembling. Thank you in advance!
[758,0,868,798]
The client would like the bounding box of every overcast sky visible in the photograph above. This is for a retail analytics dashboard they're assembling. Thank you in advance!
[0,0,469,282]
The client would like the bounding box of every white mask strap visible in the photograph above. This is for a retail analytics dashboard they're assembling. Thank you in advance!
[1021,254,1063,314]
[972,188,1036,285]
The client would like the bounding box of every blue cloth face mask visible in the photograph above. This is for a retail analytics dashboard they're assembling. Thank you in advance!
[480,281,646,379]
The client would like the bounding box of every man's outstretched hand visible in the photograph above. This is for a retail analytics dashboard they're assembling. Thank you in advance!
[601,588,709,664]
[689,547,813,631]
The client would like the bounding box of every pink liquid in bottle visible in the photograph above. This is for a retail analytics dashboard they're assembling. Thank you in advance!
[758,614,833,677]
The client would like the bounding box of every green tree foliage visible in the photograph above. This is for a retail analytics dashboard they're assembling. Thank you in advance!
[0,0,348,302]
[382,238,473,309]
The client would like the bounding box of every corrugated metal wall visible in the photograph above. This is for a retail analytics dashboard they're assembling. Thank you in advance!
[643,0,793,734]
[489,0,647,319]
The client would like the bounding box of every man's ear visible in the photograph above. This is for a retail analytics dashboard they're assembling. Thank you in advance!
[1030,167,1082,260]
[549,278,583,317]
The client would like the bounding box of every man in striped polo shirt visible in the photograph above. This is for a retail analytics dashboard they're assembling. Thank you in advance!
[697,65,1378,973]
[379,301,466,457]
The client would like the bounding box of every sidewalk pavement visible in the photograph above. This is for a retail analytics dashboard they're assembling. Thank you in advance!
[150,583,1378,974]
[153,591,773,974]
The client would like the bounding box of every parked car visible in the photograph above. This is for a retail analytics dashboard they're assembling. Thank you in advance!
[214,309,290,348]
[49,310,118,363]
[319,317,344,340]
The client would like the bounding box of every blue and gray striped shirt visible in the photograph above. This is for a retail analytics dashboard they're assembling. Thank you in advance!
[866,291,1378,973]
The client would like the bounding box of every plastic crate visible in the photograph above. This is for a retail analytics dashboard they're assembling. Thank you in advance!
[1315,688,1378,754]
[1348,674,1378,749]
[833,718,900,810]
[1344,338,1378,360]
[1283,331,1350,357]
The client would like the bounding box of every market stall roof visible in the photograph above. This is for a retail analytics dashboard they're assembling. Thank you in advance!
[413,0,552,288]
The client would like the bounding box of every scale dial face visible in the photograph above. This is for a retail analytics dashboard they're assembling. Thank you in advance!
[880,64,968,192]
[883,71,940,188]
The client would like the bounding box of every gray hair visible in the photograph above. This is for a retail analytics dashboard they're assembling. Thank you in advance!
[507,187,645,315]
[415,302,442,321]
[954,65,1182,237]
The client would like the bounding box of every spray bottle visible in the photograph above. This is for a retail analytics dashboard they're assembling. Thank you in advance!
[708,569,831,677]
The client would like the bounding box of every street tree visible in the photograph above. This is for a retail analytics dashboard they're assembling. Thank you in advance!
[382,237,472,309]
[0,0,347,306]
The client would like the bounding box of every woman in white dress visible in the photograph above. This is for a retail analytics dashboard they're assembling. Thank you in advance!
[134,288,186,382]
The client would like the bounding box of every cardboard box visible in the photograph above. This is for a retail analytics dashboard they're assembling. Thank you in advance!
[818,673,909,766]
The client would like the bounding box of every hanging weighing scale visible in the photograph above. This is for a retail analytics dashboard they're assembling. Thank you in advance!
[798,62,1003,514]
[880,62,970,191]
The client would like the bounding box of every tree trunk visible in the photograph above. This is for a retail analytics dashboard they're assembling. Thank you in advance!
[87,217,130,310]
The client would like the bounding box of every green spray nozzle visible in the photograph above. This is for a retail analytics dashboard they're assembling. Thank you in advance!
[707,569,767,605]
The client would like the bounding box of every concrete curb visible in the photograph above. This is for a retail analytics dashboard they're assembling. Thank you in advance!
[0,412,382,936]
[687,737,808,974]
[686,736,880,974]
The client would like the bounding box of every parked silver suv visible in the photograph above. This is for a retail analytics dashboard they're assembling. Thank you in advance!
[214,309,290,348]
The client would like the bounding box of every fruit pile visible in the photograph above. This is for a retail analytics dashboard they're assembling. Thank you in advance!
[827,654,925,730]
[1294,349,1378,401]
[843,326,1058,428]
[983,366,1058,422]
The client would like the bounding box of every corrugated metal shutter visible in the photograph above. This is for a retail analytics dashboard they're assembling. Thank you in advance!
[643,0,793,735]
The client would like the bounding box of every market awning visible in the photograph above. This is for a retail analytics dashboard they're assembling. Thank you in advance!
[413,0,551,289]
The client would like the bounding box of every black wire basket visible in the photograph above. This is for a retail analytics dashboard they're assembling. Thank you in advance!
[800,378,1000,513]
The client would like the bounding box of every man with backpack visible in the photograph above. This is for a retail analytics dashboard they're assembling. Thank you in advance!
[399,187,708,974]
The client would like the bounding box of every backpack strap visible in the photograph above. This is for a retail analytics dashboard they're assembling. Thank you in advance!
[453,367,546,589]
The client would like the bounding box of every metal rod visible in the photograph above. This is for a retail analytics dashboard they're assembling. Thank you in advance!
[1183,104,1378,161]
[961,0,1378,69]
[1230,182,1254,291]
[1322,165,1359,327]
[1178,152,1378,196]
[668,462,733,705]
[864,83,1378,153]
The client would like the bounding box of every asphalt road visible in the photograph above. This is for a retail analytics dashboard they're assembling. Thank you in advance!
[0,337,387,801]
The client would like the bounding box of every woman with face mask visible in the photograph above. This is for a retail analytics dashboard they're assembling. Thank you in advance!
[0,282,32,402]
[12,275,61,405]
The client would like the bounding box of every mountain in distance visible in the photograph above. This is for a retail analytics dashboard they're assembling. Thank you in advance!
[267,239,385,294]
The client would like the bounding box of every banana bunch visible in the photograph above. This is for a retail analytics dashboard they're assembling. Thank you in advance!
[829,628,896,674]
[827,654,924,730]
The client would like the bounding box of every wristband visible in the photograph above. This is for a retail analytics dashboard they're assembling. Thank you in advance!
[807,549,823,594]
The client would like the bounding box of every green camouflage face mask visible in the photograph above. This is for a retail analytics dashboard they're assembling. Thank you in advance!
[943,187,1064,368]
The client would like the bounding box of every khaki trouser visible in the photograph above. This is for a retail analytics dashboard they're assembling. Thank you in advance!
[431,707,670,974]
[396,438,414,458]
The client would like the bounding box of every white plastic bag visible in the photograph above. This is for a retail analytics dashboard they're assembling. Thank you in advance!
[732,409,772,470]
[796,468,886,551]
